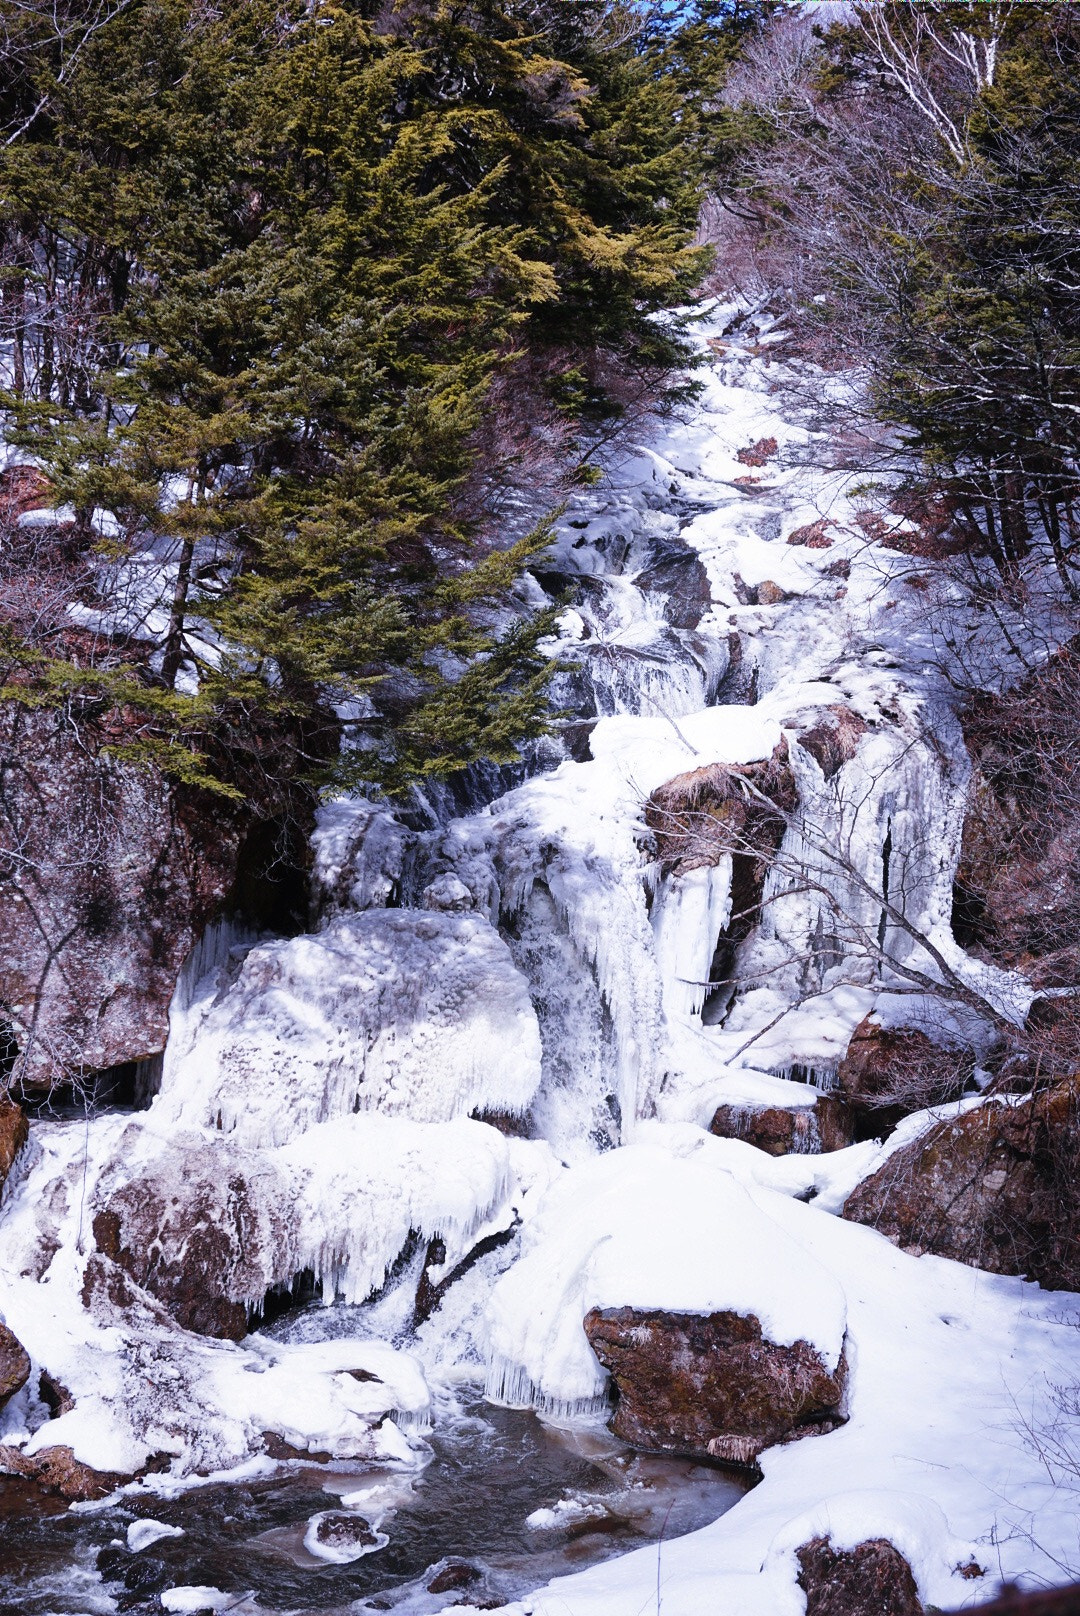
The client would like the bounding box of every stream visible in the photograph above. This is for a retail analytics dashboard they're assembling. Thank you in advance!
[1,1398,746,1615]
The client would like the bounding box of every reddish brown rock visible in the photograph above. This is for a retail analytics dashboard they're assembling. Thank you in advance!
[90,1138,292,1338]
[0,1322,30,1409]
[0,1097,28,1191]
[837,1016,971,1131]
[842,1075,1080,1290]
[710,1096,853,1156]
[797,706,869,780]
[797,1536,922,1616]
[0,705,310,1095]
[0,1442,126,1501]
[583,1306,845,1466]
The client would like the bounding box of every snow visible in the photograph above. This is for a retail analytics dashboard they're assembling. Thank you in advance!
[126,1518,185,1553]
[485,1142,847,1418]
[160,1588,233,1613]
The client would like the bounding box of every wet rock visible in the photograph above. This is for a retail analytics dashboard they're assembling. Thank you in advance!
[842,1077,1080,1290]
[797,706,869,780]
[0,705,260,1094]
[0,1442,126,1500]
[836,1016,970,1133]
[0,1096,28,1191]
[0,1322,30,1409]
[426,1559,484,1594]
[583,1306,845,1465]
[304,1510,386,1563]
[637,541,713,630]
[797,1535,922,1616]
[709,1097,853,1156]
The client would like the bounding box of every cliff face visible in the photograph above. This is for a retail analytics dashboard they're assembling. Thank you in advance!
[0,704,254,1093]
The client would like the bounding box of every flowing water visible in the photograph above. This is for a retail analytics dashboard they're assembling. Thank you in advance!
[0,1400,747,1615]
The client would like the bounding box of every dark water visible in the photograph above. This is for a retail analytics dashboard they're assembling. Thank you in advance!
[0,1403,748,1616]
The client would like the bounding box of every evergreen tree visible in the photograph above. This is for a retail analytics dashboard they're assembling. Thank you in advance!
[0,0,753,800]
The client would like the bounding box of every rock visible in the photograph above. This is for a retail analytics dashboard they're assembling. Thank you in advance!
[756,579,787,604]
[786,519,835,548]
[797,1536,922,1616]
[637,540,713,630]
[0,1322,30,1409]
[797,706,869,780]
[427,1560,484,1594]
[0,1097,28,1191]
[0,1442,126,1500]
[836,1016,970,1133]
[91,1144,291,1339]
[0,705,291,1095]
[583,1306,846,1465]
[959,1584,1080,1614]
[38,1370,73,1418]
[842,1075,1080,1290]
[303,1510,387,1563]
[709,1097,853,1156]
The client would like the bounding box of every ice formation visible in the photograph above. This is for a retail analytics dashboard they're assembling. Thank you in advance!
[156,910,543,1144]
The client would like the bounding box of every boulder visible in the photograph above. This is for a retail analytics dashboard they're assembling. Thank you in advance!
[837,1016,970,1133]
[91,1145,291,1339]
[709,1096,853,1156]
[842,1076,1080,1290]
[583,1306,846,1466]
[0,1442,125,1500]
[797,1536,922,1616]
[0,1321,30,1408]
[0,1097,28,1190]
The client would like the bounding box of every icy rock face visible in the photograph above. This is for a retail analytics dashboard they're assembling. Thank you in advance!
[310,800,409,920]
[0,705,249,1090]
[0,1097,28,1190]
[89,1113,520,1332]
[156,911,542,1146]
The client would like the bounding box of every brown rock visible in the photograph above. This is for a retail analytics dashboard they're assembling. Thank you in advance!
[90,1138,292,1338]
[737,436,778,468]
[0,1443,126,1501]
[837,1016,971,1131]
[0,1097,28,1191]
[787,519,835,549]
[797,1536,922,1616]
[842,1075,1080,1289]
[0,1322,30,1409]
[0,706,311,1095]
[756,579,787,604]
[583,1306,845,1465]
[959,1584,1080,1614]
[38,1372,73,1419]
[710,1097,853,1157]
[797,706,869,780]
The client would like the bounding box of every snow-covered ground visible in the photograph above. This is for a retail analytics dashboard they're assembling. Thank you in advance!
[2,305,1079,1611]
